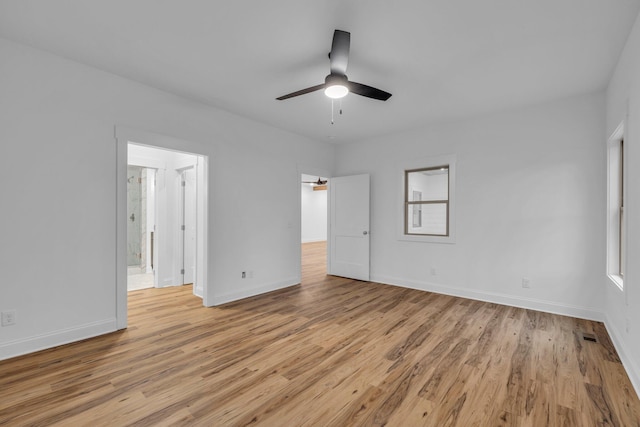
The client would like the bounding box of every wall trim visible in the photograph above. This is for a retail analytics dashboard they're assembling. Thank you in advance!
[211,277,300,306]
[0,318,117,362]
[604,314,640,400]
[371,274,603,321]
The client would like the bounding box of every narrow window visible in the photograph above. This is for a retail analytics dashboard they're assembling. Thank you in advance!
[606,124,624,289]
[619,139,624,278]
[405,166,449,236]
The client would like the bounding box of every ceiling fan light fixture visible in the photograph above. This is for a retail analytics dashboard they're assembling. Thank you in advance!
[324,84,349,99]
[276,31,391,102]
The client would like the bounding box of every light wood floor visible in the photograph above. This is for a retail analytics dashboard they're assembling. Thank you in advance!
[1,241,639,426]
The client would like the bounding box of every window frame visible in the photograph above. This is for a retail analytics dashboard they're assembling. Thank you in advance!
[398,154,456,244]
[606,122,625,290]
[404,165,450,236]
[619,138,624,279]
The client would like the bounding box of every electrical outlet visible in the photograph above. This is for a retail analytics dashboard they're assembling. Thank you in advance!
[241,271,246,279]
[248,270,254,279]
[522,278,531,288]
[1,310,16,327]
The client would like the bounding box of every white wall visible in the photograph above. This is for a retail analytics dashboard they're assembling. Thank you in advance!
[335,92,606,320]
[605,11,640,396]
[0,37,335,360]
[301,175,327,243]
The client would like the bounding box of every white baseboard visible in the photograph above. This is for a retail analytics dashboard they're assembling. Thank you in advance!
[604,315,640,400]
[301,238,327,243]
[371,274,603,321]
[209,277,300,306]
[0,318,117,362]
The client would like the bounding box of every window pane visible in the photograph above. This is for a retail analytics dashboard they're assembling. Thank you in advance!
[606,132,624,287]
[407,167,448,202]
[407,202,447,235]
[411,201,422,227]
[620,206,625,276]
[620,140,624,277]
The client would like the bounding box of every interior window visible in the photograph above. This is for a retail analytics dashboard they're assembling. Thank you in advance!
[405,166,449,236]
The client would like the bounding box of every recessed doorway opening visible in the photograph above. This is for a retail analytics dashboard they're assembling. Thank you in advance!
[301,173,328,279]
[127,143,204,295]
[116,126,210,329]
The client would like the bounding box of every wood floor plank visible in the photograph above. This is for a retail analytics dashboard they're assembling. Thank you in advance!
[0,241,639,426]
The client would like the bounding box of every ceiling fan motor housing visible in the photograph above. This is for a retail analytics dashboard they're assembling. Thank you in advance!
[325,74,348,86]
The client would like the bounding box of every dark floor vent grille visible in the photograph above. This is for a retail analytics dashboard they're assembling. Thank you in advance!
[582,332,598,343]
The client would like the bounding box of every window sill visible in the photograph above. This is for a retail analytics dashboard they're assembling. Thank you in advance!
[607,274,624,291]
[398,233,455,244]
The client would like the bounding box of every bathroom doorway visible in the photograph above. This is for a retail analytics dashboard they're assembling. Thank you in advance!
[116,127,210,329]
[126,143,204,297]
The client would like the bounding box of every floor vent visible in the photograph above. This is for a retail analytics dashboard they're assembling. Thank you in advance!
[582,332,598,343]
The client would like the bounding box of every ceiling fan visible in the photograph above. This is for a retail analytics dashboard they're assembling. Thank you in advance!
[276,30,392,102]
[302,177,328,186]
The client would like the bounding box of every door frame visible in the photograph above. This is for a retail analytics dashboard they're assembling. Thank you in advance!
[116,126,210,329]
[178,166,198,293]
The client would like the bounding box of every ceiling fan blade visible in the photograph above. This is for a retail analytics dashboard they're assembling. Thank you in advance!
[330,30,350,75]
[348,81,392,101]
[276,83,325,100]
[302,178,327,184]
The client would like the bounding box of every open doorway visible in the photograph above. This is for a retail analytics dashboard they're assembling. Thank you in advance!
[116,127,210,329]
[126,143,205,297]
[301,174,328,279]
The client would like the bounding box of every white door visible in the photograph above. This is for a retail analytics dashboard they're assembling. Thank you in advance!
[329,174,370,281]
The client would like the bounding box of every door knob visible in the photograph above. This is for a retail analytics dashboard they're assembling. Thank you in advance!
[363,231,368,235]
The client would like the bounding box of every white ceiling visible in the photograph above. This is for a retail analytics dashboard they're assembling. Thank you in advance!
[1,1,638,144]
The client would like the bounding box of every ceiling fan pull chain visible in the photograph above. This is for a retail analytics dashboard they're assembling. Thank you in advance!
[340,98,343,115]
[331,99,335,124]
